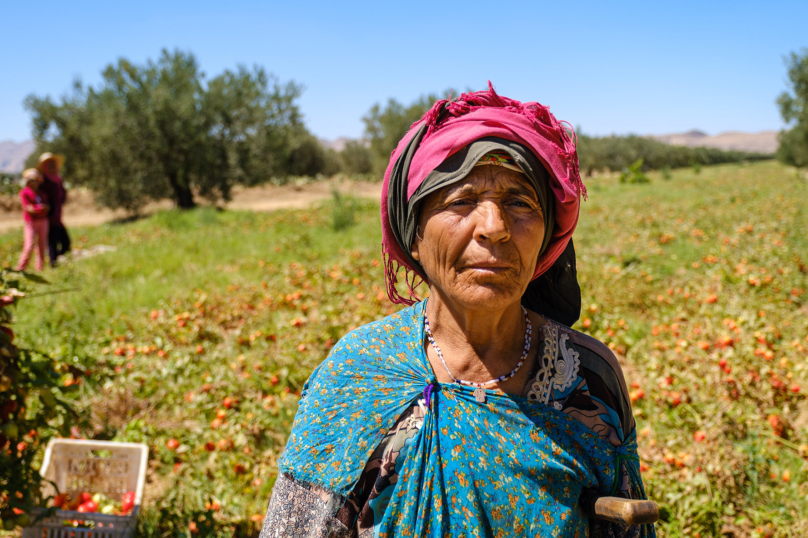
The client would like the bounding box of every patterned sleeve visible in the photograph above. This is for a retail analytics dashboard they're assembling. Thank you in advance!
[259,474,354,538]
[259,405,425,538]
[565,331,653,538]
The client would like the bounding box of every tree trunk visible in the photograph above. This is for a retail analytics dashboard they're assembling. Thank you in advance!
[168,173,196,209]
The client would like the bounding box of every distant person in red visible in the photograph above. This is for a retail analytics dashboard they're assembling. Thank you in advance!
[36,152,71,266]
[16,169,50,272]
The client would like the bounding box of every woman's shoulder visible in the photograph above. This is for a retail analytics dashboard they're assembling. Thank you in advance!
[564,327,628,385]
[553,322,635,437]
[306,302,426,385]
[328,302,424,355]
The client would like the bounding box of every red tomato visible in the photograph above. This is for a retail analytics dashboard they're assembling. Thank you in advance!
[166,438,180,450]
[79,492,92,504]
[77,501,97,513]
[121,491,136,513]
[53,494,67,508]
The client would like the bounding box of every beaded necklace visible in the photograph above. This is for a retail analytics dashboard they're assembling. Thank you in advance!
[424,306,532,403]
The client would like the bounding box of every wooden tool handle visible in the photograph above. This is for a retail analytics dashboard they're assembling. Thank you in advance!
[587,496,659,526]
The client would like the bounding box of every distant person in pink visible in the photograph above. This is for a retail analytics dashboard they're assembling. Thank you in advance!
[16,169,50,272]
[36,152,70,266]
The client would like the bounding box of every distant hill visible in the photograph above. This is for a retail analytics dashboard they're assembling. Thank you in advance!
[649,130,778,154]
[0,140,36,173]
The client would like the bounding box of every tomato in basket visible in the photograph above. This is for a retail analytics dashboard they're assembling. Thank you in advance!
[66,495,83,511]
[121,491,136,514]
[77,500,98,513]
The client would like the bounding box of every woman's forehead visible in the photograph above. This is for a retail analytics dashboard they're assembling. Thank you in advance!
[441,167,538,198]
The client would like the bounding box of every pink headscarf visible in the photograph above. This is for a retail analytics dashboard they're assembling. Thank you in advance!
[381,82,586,304]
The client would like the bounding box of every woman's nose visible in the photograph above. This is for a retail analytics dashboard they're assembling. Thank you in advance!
[473,202,510,243]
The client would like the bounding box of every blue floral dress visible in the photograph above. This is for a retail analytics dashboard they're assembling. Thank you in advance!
[261,301,654,538]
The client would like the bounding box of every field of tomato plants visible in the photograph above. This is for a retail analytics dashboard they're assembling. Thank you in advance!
[0,160,807,538]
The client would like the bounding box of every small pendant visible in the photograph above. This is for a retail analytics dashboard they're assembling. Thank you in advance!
[474,388,487,403]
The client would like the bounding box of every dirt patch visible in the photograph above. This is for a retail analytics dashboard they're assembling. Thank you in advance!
[0,179,383,233]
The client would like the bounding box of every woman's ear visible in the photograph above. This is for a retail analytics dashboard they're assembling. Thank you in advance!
[410,227,421,261]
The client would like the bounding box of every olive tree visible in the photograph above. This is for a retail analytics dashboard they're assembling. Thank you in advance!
[25,49,308,211]
[362,93,447,176]
[777,49,808,170]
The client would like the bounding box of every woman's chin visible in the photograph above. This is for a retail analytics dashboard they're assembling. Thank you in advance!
[443,280,525,311]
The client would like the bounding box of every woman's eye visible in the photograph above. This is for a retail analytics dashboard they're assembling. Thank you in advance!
[448,199,472,207]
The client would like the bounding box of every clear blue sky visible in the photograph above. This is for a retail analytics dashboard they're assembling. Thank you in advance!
[1,0,806,143]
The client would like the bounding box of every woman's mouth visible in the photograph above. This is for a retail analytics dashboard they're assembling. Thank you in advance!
[462,262,514,273]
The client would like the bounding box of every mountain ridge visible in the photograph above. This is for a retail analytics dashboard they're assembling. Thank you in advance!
[648,130,778,154]
[0,140,36,173]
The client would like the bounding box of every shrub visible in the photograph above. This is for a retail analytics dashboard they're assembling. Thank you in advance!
[339,140,373,175]
[330,189,357,231]
[777,49,808,169]
[620,158,650,184]
[0,270,75,531]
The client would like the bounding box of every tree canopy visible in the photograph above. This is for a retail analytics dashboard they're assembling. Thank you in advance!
[25,49,310,210]
[362,93,446,176]
[777,49,808,169]
[576,133,771,176]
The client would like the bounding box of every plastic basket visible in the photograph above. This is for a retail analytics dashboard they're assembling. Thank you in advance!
[22,439,148,538]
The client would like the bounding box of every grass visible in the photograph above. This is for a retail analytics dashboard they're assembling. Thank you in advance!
[1,161,807,537]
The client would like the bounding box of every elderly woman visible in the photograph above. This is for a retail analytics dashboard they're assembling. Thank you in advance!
[261,86,654,538]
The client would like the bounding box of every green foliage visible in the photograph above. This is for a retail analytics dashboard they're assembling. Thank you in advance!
[0,271,76,531]
[286,135,341,178]
[577,134,770,176]
[330,189,357,231]
[620,158,650,184]
[777,49,808,169]
[0,174,20,197]
[0,174,21,212]
[661,166,672,180]
[24,50,310,211]
[339,140,373,175]
[692,161,702,174]
[1,161,806,536]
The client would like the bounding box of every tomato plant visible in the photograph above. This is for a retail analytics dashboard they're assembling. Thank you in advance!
[0,270,76,530]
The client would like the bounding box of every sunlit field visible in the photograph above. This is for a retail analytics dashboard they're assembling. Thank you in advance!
[1,160,807,538]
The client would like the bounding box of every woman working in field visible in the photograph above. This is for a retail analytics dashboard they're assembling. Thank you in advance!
[260,85,655,537]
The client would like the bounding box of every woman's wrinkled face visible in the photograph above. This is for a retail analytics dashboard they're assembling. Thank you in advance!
[411,165,545,311]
